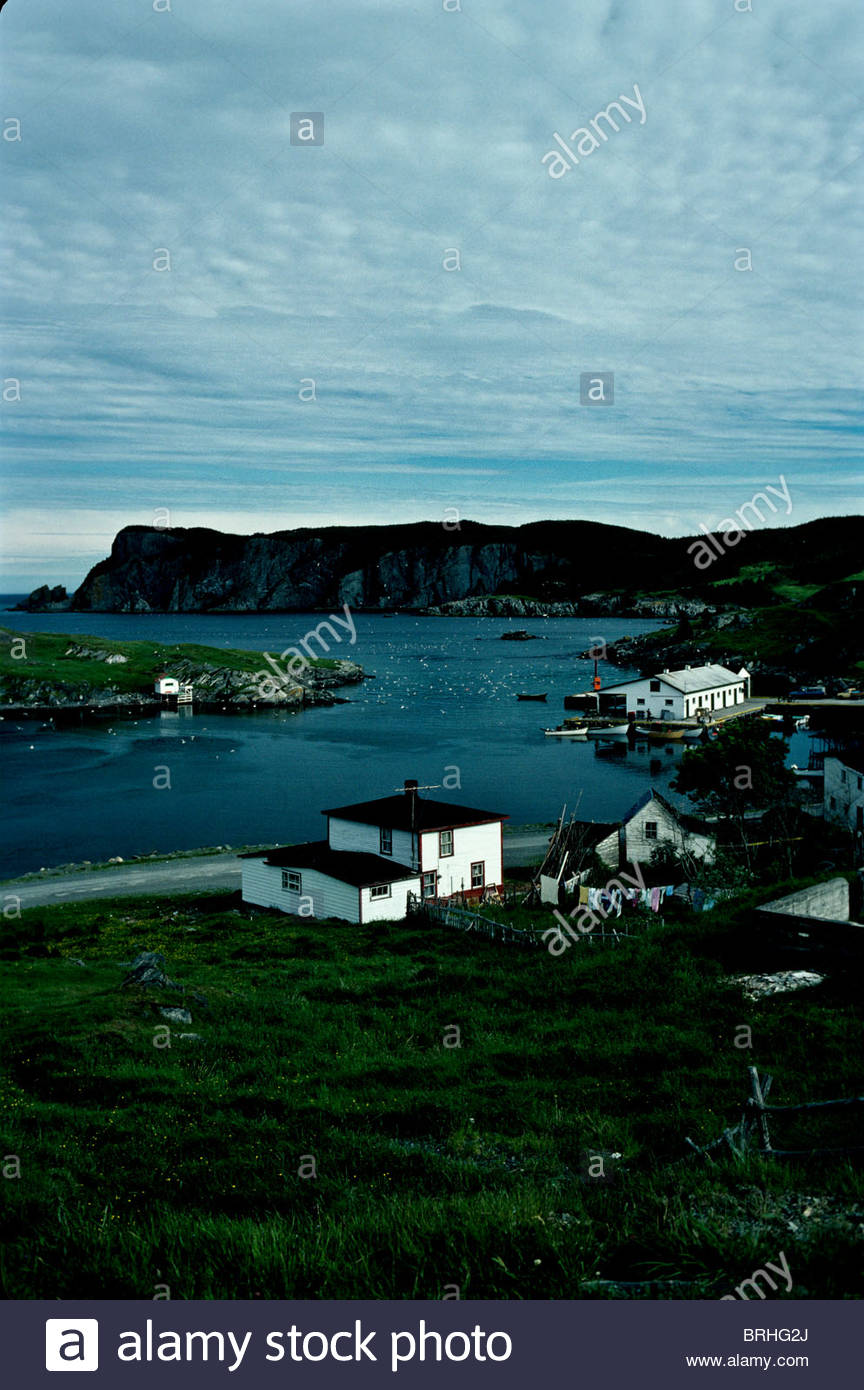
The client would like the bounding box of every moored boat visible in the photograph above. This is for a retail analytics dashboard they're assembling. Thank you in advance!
[543,725,588,738]
[517,692,547,701]
[635,723,686,741]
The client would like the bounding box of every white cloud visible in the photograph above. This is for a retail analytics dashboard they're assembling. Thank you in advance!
[1,0,861,584]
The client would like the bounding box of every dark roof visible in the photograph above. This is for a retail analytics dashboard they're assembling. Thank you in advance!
[247,840,420,888]
[567,820,620,848]
[322,793,508,832]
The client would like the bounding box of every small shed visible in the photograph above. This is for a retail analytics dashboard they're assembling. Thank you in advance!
[155,674,180,696]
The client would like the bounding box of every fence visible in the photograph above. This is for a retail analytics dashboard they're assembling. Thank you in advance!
[686,1066,864,1160]
[407,894,541,948]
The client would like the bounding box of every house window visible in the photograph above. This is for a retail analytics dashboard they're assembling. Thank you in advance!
[282,870,301,893]
[471,861,485,889]
[858,776,863,792]
[637,697,645,706]
[665,699,674,707]
[380,826,393,855]
[841,770,847,784]
[830,797,837,810]
[439,828,454,856]
[649,680,661,693]
[369,883,391,899]
[422,871,437,900]
[644,821,658,840]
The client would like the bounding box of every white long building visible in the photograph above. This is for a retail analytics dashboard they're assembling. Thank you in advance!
[600,663,750,720]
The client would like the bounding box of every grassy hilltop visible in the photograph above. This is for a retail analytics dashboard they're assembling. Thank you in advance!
[0,628,347,708]
[1,890,861,1299]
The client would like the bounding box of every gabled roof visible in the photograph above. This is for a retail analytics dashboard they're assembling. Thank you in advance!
[621,788,711,835]
[323,794,508,833]
[604,663,745,695]
[245,840,420,888]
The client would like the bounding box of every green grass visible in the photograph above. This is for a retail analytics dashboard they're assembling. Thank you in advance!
[0,627,338,700]
[1,890,862,1299]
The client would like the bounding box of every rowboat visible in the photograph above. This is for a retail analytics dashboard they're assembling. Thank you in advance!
[543,725,588,738]
[635,723,686,741]
[517,692,547,701]
[586,723,630,738]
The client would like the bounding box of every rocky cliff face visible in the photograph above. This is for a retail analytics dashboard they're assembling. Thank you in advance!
[62,521,687,613]
[23,515,864,614]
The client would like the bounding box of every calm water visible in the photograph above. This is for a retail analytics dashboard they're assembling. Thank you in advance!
[1,608,810,877]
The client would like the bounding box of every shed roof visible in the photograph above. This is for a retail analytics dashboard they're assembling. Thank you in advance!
[244,840,421,887]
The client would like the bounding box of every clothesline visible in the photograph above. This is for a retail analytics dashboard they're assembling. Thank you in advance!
[575,881,717,914]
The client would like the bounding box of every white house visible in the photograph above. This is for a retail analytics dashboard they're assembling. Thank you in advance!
[241,779,508,923]
[605,789,716,867]
[599,664,750,720]
[823,756,864,834]
[155,674,180,696]
[539,791,715,902]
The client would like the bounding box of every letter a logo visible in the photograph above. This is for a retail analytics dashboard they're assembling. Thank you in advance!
[45,1319,99,1371]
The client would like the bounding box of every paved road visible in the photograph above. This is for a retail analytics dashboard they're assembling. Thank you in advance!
[1,832,552,910]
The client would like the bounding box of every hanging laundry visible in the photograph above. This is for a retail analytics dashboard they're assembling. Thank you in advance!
[579,885,590,905]
[692,887,705,913]
[650,886,662,912]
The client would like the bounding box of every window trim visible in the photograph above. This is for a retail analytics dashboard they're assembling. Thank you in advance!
[380,826,393,856]
[421,870,437,900]
[470,860,485,889]
[644,821,658,841]
[438,828,454,857]
[281,869,301,893]
[369,883,391,900]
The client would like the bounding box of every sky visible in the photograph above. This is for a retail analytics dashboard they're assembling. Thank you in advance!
[1,0,862,588]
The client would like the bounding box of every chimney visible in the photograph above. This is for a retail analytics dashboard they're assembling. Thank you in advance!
[404,778,419,796]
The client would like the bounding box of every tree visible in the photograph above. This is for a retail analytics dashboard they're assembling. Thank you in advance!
[671,720,798,871]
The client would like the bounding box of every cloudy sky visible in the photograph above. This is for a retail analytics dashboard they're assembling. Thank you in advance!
[1,0,862,587]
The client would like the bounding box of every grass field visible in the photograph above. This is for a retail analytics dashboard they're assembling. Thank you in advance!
[0,627,338,700]
[1,890,862,1300]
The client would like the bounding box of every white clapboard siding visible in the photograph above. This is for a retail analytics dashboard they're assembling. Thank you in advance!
[241,859,361,922]
[327,816,416,867]
[623,796,715,864]
[360,878,420,923]
[420,821,502,896]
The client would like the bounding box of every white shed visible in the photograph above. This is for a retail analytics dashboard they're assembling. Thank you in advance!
[155,674,180,696]
[619,790,716,865]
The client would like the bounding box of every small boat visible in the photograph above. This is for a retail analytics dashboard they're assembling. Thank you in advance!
[635,723,686,741]
[517,692,547,701]
[586,723,630,738]
[543,725,588,738]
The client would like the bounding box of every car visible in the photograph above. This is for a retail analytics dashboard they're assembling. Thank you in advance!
[788,686,826,700]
